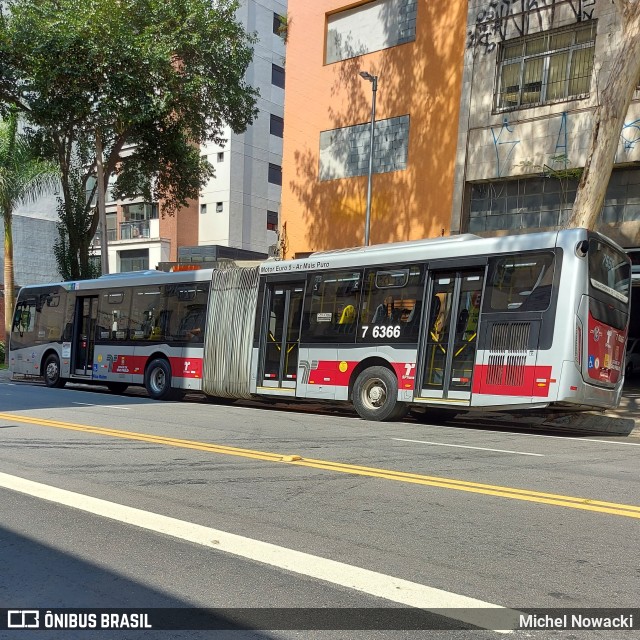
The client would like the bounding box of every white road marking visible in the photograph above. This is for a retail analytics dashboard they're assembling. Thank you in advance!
[414,424,640,447]
[0,471,515,632]
[393,438,544,457]
[72,402,130,410]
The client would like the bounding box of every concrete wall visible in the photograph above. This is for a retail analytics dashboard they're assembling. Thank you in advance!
[453,0,640,247]
[281,0,467,256]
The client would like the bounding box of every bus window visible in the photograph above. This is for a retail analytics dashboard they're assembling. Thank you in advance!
[34,291,69,341]
[13,301,36,336]
[96,290,132,341]
[301,270,361,343]
[486,252,555,312]
[130,286,164,340]
[358,264,425,342]
[165,283,209,342]
[588,239,631,303]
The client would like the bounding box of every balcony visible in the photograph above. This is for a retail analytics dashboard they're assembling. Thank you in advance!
[120,219,150,239]
[91,229,117,247]
[91,219,159,248]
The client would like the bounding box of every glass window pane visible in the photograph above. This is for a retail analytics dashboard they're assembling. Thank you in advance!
[358,264,425,343]
[521,58,543,104]
[547,52,569,100]
[575,22,596,44]
[549,31,573,49]
[130,286,164,341]
[301,271,362,343]
[96,290,132,341]
[503,42,523,60]
[499,62,521,107]
[568,46,594,95]
[525,36,547,55]
[486,252,555,312]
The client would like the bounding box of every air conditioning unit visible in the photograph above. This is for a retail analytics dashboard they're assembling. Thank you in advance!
[268,244,279,258]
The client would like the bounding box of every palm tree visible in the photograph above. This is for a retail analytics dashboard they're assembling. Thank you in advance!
[1,110,59,364]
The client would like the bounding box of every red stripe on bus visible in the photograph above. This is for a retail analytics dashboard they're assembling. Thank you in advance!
[307,361,416,390]
[108,355,203,379]
[473,365,552,397]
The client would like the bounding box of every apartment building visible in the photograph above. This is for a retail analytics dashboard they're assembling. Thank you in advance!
[280,0,468,256]
[200,0,286,258]
[455,0,640,251]
[95,0,287,272]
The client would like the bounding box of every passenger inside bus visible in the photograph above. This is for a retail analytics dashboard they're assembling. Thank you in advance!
[180,306,206,341]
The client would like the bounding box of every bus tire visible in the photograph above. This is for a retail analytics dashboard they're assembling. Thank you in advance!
[145,358,179,401]
[352,366,407,421]
[107,382,129,394]
[43,353,67,388]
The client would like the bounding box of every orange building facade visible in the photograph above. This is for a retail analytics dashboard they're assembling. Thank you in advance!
[280,0,467,257]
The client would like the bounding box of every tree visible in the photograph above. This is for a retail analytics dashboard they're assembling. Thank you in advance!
[567,2,640,229]
[0,0,259,278]
[0,110,59,363]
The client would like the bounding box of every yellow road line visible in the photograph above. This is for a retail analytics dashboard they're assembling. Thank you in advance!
[1,411,640,519]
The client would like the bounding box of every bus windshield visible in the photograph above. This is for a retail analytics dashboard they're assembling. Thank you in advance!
[588,238,631,304]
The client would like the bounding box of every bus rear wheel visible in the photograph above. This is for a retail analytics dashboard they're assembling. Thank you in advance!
[145,358,180,401]
[107,382,129,394]
[352,366,407,421]
[43,353,67,389]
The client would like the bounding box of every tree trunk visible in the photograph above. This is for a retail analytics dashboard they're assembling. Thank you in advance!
[3,212,14,365]
[567,7,640,229]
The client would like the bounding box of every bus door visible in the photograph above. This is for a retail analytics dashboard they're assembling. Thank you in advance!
[417,269,484,403]
[72,296,98,376]
[259,283,304,393]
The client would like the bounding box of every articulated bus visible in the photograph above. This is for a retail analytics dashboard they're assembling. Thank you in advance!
[10,228,632,421]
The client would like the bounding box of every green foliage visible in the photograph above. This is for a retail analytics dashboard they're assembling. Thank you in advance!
[518,155,584,181]
[0,340,5,367]
[0,0,259,278]
[276,14,289,44]
[543,155,584,181]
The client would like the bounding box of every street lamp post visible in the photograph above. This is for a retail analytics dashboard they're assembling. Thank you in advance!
[360,71,377,246]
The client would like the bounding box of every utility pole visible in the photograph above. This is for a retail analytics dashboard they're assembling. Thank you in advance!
[359,71,378,246]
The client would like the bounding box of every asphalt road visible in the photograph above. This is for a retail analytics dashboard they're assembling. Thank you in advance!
[1,377,639,639]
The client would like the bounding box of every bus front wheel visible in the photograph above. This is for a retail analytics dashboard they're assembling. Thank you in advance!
[43,353,67,389]
[145,358,179,401]
[352,366,407,421]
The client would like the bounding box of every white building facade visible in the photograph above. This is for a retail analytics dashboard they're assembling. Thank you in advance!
[199,0,286,257]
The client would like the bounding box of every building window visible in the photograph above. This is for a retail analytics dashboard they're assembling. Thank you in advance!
[325,0,417,64]
[216,202,223,213]
[106,212,116,242]
[273,12,284,35]
[268,163,282,186]
[270,114,284,138]
[319,115,409,181]
[119,249,149,272]
[495,22,596,110]
[122,202,157,221]
[200,204,207,215]
[267,210,278,231]
[217,152,224,162]
[272,64,285,89]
